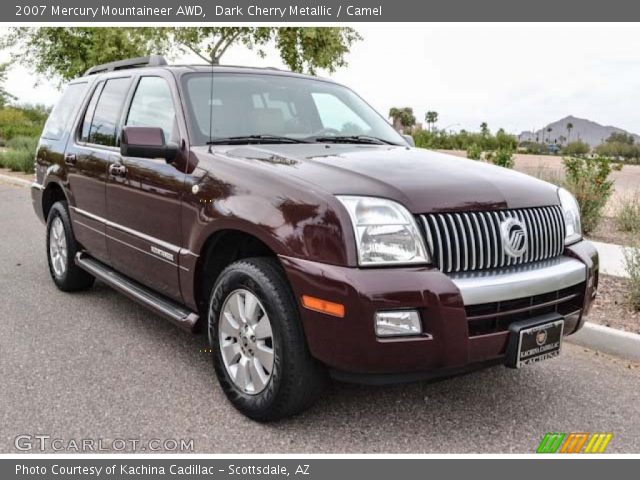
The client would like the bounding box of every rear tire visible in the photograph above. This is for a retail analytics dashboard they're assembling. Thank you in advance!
[208,257,327,421]
[46,201,95,292]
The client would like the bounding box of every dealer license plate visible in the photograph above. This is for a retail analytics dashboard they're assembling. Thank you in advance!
[505,316,564,368]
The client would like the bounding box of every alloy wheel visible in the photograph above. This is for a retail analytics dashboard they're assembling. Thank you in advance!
[49,217,68,278]
[218,289,275,395]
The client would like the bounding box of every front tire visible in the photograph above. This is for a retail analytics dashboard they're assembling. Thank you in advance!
[46,201,95,292]
[208,257,326,421]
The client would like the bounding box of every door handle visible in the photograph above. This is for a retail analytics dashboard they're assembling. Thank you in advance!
[64,153,77,165]
[109,163,127,177]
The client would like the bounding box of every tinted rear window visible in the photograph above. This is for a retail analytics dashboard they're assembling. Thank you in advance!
[41,82,88,140]
[84,77,131,147]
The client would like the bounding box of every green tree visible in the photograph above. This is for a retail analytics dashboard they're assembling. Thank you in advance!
[595,132,640,163]
[170,27,361,73]
[425,111,438,132]
[0,63,16,107]
[389,107,416,131]
[495,129,517,150]
[605,132,635,145]
[1,27,362,83]
[480,122,489,137]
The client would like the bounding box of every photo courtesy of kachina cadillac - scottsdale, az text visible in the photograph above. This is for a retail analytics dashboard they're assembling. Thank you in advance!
[0,1,639,478]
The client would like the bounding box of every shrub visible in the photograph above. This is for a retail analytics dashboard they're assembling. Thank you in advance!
[412,129,435,149]
[492,148,515,168]
[624,245,640,311]
[6,135,38,151]
[519,141,547,155]
[523,165,564,186]
[616,194,640,233]
[466,143,482,160]
[0,135,38,173]
[562,156,615,235]
[0,106,46,141]
[562,141,590,157]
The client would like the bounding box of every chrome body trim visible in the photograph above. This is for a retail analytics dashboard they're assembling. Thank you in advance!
[31,182,45,191]
[421,206,565,273]
[69,206,199,259]
[450,256,587,305]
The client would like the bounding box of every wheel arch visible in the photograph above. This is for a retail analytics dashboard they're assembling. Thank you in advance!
[42,181,68,221]
[192,228,287,328]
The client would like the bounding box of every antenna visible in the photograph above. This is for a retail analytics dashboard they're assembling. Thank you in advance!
[208,58,214,153]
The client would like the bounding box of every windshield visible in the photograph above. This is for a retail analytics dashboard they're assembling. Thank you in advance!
[181,72,405,145]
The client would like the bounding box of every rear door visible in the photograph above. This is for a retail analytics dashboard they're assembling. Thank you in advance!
[65,76,132,264]
[105,73,186,302]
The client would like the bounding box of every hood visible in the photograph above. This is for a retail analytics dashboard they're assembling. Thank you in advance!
[196,144,560,214]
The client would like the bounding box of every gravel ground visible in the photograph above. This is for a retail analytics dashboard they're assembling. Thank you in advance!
[589,216,638,247]
[588,275,640,334]
[1,183,640,454]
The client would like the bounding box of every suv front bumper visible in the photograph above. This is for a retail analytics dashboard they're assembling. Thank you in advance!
[280,240,598,380]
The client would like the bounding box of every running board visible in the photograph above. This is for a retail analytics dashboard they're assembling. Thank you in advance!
[75,253,199,332]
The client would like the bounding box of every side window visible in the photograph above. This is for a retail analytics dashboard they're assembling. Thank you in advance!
[126,77,177,142]
[80,82,103,142]
[42,82,88,140]
[311,92,369,135]
[84,77,131,147]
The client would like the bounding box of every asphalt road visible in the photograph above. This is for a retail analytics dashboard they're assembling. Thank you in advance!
[1,182,639,454]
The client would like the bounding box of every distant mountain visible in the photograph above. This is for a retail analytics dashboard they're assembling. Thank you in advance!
[518,115,640,147]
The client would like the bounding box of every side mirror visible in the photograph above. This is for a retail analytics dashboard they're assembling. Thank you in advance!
[120,126,178,163]
[403,134,415,147]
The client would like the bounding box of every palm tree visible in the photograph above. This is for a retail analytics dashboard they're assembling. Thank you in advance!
[389,107,402,131]
[425,111,438,132]
[546,127,553,144]
[566,122,573,143]
[388,107,416,132]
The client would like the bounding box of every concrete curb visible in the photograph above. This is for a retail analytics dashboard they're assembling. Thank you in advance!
[590,240,633,278]
[567,322,640,362]
[0,173,31,188]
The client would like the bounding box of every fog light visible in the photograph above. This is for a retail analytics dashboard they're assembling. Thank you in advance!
[375,310,421,337]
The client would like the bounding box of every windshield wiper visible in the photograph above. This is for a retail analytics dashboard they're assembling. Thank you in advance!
[307,135,398,145]
[207,134,310,145]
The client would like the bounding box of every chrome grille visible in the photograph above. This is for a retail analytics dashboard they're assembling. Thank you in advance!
[420,206,565,273]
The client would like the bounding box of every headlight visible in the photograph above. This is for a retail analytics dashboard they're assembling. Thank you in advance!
[557,188,582,245]
[337,196,430,266]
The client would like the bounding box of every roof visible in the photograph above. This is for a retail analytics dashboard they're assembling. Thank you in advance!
[80,55,331,83]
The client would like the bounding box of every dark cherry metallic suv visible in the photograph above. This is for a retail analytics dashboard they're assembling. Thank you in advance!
[31,56,598,420]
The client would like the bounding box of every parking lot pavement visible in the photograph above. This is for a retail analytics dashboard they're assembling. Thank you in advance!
[1,183,639,454]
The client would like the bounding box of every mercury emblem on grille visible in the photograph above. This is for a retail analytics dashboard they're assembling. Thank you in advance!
[500,217,528,259]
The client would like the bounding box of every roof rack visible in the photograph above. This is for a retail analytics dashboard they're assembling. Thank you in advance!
[84,55,168,76]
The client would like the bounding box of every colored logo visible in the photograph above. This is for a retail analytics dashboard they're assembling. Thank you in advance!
[535,329,548,346]
[536,432,613,453]
[500,217,527,258]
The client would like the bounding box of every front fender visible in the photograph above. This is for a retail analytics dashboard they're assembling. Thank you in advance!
[179,159,355,310]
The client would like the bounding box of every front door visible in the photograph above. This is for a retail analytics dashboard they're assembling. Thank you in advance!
[105,74,185,302]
